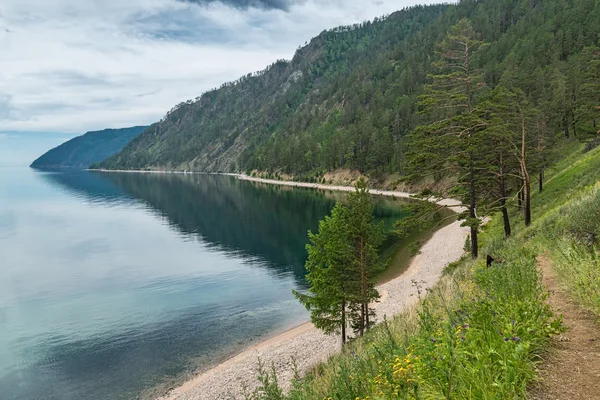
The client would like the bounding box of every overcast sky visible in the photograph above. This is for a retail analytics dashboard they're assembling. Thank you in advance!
[0,0,444,136]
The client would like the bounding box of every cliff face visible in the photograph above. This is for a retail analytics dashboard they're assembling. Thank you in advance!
[31,126,148,169]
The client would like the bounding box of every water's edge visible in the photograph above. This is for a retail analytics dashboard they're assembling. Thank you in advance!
[132,172,463,400]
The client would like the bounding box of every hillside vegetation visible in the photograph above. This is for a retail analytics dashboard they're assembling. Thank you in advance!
[98,0,599,179]
[242,142,600,400]
[31,126,147,169]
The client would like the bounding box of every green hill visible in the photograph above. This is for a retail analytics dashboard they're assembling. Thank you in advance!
[97,0,599,176]
[31,126,148,169]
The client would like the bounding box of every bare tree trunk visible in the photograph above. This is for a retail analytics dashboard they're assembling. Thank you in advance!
[539,166,544,193]
[524,172,532,226]
[359,239,365,337]
[518,181,524,208]
[359,303,365,337]
[499,159,511,238]
[341,300,346,345]
[563,113,570,138]
[521,111,532,227]
[469,161,478,258]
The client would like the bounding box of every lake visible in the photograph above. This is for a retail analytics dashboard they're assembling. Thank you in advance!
[0,168,420,400]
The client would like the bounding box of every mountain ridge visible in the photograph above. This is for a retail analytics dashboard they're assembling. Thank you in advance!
[31,126,148,169]
[97,0,599,177]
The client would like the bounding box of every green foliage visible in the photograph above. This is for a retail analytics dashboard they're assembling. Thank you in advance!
[98,0,600,179]
[560,185,600,246]
[255,240,561,400]
[394,198,439,239]
[407,241,421,257]
[243,360,285,400]
[31,126,147,169]
[345,179,386,335]
[294,181,386,342]
[407,18,487,257]
[246,115,600,400]
[293,203,351,339]
[533,181,600,314]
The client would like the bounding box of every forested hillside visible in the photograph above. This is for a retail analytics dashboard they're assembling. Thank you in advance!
[31,126,148,169]
[98,0,599,177]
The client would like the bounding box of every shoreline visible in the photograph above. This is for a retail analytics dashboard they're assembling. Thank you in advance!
[149,173,468,400]
[92,169,464,211]
[158,221,469,400]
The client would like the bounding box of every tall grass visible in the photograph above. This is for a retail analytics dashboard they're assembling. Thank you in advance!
[246,240,562,400]
[534,184,600,315]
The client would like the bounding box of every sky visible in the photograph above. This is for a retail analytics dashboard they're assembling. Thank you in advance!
[0,0,443,165]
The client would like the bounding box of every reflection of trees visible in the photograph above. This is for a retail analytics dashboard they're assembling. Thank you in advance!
[42,171,410,285]
[104,173,336,283]
[39,169,133,204]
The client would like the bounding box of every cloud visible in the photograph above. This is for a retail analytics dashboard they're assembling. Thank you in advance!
[1,0,446,133]
[179,0,293,11]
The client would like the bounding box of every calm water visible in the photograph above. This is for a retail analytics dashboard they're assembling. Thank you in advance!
[0,168,412,400]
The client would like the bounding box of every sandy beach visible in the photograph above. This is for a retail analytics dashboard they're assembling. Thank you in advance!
[156,175,469,400]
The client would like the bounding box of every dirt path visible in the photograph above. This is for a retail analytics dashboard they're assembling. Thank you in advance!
[531,256,600,400]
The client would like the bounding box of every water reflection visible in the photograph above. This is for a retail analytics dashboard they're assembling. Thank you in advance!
[42,171,410,285]
[0,169,413,400]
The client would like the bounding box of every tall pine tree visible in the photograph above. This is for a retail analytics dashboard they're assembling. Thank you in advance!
[345,179,384,336]
[407,18,487,258]
[293,204,352,344]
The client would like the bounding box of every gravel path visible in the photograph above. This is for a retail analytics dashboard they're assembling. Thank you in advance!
[158,177,469,400]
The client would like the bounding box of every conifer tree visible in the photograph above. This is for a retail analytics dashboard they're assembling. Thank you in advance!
[293,203,352,344]
[577,47,600,135]
[479,88,517,238]
[294,180,384,342]
[486,87,539,227]
[344,179,384,336]
[406,18,487,258]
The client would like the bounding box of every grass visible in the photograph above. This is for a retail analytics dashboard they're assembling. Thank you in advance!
[531,183,600,315]
[245,141,600,400]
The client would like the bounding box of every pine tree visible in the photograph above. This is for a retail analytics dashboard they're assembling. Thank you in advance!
[486,87,539,227]
[479,88,518,238]
[294,180,385,342]
[293,204,352,344]
[577,47,600,135]
[344,179,384,336]
[406,18,487,258]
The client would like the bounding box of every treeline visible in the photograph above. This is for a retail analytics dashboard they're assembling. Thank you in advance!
[98,0,599,182]
[32,126,147,169]
[401,15,599,260]
[296,11,599,344]
[244,0,600,175]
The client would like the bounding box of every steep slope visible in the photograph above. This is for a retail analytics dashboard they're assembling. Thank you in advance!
[31,126,148,169]
[98,0,600,174]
